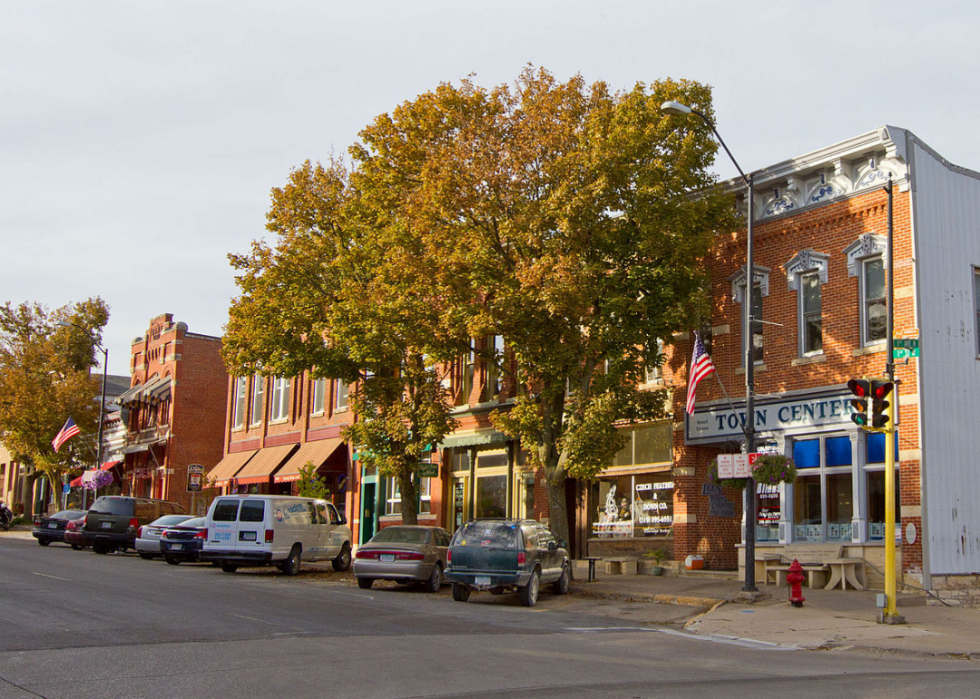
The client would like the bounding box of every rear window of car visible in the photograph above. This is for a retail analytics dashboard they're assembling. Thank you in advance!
[371,527,430,544]
[90,497,133,516]
[151,515,190,527]
[180,517,206,528]
[51,510,85,520]
[239,500,265,522]
[212,500,240,522]
[455,522,520,549]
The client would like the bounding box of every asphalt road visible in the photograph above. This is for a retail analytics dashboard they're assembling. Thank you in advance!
[1,536,977,699]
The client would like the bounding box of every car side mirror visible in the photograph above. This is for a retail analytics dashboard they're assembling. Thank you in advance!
[340,514,347,526]
[547,541,557,551]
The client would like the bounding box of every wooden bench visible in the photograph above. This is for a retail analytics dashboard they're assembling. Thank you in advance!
[760,544,843,589]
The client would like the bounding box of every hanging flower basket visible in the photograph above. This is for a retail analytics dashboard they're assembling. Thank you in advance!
[708,454,796,489]
[81,469,114,491]
[751,454,797,486]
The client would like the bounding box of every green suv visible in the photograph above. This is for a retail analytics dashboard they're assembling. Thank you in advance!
[82,496,186,554]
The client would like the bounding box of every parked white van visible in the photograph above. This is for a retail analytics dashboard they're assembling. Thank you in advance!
[200,495,352,575]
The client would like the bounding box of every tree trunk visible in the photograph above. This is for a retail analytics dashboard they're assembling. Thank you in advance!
[398,468,419,525]
[539,392,570,548]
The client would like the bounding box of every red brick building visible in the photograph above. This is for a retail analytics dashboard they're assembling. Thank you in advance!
[117,314,227,514]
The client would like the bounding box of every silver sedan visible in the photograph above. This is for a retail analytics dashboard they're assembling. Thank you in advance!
[135,515,194,559]
[353,525,451,592]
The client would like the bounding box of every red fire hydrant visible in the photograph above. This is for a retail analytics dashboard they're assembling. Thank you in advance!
[786,559,805,607]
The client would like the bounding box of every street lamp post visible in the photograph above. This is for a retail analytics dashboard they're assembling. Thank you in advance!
[57,322,108,510]
[661,101,759,591]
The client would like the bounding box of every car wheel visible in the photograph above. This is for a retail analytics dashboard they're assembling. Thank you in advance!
[38,538,50,547]
[357,577,374,589]
[424,564,442,593]
[211,561,221,567]
[281,546,302,576]
[138,552,155,560]
[93,541,109,555]
[220,562,238,573]
[332,543,352,572]
[520,569,540,607]
[553,562,571,595]
[165,556,180,566]
[452,582,470,602]
[71,544,83,551]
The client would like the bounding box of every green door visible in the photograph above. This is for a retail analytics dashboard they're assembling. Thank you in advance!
[360,482,376,544]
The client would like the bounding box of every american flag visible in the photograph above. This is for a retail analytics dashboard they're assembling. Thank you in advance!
[52,417,80,453]
[686,332,716,415]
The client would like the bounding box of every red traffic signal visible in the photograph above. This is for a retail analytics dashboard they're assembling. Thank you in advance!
[847,378,871,427]
[870,379,894,402]
[870,379,895,429]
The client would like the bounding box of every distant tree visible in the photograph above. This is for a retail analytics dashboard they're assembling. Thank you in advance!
[351,67,736,546]
[223,161,459,525]
[0,298,110,509]
[296,462,330,501]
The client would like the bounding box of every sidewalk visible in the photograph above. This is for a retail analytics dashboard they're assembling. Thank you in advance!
[571,568,980,660]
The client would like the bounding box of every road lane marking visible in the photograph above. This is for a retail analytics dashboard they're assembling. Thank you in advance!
[32,572,71,582]
[228,613,276,625]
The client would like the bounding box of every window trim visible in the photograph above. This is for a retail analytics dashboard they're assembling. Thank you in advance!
[249,375,264,426]
[335,379,349,412]
[269,376,291,423]
[232,376,247,430]
[311,377,326,416]
[860,256,887,347]
[799,271,823,357]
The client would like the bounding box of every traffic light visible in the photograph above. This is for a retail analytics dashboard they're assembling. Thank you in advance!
[847,378,871,428]
[870,379,895,429]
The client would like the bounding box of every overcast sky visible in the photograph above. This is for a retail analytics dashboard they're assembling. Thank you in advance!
[2,1,975,375]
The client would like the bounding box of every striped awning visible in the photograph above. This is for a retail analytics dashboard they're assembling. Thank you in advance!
[144,377,172,403]
[273,438,345,484]
[234,444,298,485]
[115,383,144,406]
[207,449,258,486]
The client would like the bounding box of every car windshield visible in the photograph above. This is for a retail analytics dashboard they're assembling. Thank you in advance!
[456,522,520,549]
[89,497,132,516]
[370,528,430,545]
[151,515,191,527]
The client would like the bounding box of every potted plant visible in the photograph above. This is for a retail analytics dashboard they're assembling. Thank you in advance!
[640,546,669,575]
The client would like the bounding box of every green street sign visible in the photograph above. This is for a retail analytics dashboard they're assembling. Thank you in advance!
[418,462,438,478]
[893,338,920,359]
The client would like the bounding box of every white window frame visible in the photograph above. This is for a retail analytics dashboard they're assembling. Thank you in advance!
[644,338,665,383]
[384,476,431,515]
[844,234,888,348]
[785,249,829,357]
[232,377,247,429]
[269,376,290,422]
[860,256,887,346]
[250,375,264,426]
[482,335,504,402]
[335,379,349,411]
[729,266,770,367]
[311,377,326,415]
[799,271,823,356]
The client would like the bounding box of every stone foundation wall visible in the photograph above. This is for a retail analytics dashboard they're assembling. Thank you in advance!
[928,574,980,608]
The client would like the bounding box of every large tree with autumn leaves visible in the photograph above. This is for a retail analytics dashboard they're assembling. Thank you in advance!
[226,67,734,541]
[0,298,110,508]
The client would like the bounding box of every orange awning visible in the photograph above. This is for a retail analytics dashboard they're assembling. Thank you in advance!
[234,444,298,485]
[273,438,345,484]
[207,450,257,486]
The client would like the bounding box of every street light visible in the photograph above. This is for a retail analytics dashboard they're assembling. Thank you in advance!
[56,321,108,510]
[661,100,759,592]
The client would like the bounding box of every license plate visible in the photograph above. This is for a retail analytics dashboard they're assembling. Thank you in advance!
[101,521,113,529]
[171,544,184,551]
[475,576,492,586]
[48,523,58,529]
[380,554,395,563]
[240,531,257,541]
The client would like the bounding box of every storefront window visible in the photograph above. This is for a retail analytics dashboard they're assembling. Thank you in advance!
[791,434,853,542]
[475,474,507,518]
[614,421,672,468]
[593,474,673,538]
[757,483,780,542]
[866,432,900,541]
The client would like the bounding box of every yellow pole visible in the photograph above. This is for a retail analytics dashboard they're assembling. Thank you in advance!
[883,395,899,620]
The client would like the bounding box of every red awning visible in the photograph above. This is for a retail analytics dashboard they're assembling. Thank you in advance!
[69,475,84,487]
[100,460,121,470]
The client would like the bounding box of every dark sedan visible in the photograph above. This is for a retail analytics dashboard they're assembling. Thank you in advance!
[32,509,87,547]
[353,525,451,592]
[160,517,207,565]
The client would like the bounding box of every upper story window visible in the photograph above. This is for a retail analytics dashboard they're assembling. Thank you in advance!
[456,339,475,406]
[335,379,349,411]
[384,476,432,516]
[232,377,247,429]
[785,249,829,357]
[269,377,291,422]
[862,258,886,344]
[644,338,665,383]
[730,266,769,366]
[250,375,264,426]
[312,377,326,415]
[482,335,505,402]
[845,234,887,347]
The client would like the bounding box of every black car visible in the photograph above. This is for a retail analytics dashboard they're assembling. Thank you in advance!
[32,509,87,546]
[445,519,571,607]
[160,517,207,565]
[82,496,186,554]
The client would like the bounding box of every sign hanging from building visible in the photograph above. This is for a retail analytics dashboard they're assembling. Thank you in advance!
[187,464,204,492]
